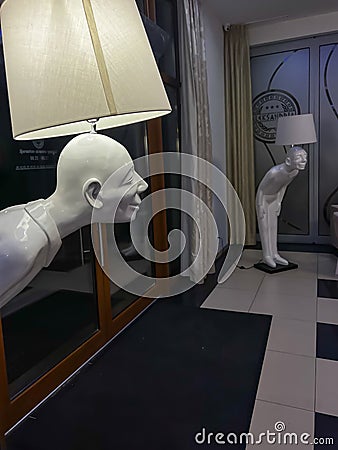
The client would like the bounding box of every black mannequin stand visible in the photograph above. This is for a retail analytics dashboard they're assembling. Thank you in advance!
[254,261,298,274]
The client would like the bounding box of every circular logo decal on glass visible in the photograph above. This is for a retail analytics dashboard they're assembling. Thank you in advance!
[32,139,45,150]
[252,90,300,143]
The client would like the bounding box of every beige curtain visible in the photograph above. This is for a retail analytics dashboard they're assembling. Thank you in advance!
[224,25,256,245]
[178,0,215,283]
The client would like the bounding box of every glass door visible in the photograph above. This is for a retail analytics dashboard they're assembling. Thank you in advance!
[251,46,312,242]
[251,33,338,244]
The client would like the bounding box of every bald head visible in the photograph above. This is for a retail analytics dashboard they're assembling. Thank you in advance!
[55,133,133,193]
[285,145,307,171]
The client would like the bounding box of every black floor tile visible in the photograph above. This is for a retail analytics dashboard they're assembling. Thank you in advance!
[317,323,338,361]
[315,413,338,449]
[318,279,338,300]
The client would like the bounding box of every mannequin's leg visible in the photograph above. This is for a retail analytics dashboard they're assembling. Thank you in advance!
[270,205,288,265]
[257,204,276,268]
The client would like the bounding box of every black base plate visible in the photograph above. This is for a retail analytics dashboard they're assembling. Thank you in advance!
[254,261,298,274]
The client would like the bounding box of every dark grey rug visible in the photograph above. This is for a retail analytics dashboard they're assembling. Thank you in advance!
[6,301,271,450]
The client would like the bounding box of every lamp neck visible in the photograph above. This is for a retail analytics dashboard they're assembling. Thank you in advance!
[87,118,99,134]
[290,144,305,151]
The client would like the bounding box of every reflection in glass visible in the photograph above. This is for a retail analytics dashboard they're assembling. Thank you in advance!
[1,227,99,399]
[111,223,154,318]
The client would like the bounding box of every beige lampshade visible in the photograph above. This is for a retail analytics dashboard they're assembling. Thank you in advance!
[0,0,171,140]
[275,114,317,146]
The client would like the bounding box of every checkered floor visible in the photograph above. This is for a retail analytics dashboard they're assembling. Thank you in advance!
[201,250,338,449]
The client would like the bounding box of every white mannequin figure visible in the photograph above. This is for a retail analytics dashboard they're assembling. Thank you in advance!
[0,133,148,308]
[256,146,307,268]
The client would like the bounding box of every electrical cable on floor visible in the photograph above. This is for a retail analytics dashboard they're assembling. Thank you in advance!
[237,260,263,270]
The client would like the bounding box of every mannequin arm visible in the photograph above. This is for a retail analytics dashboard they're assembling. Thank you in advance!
[276,186,287,216]
[256,189,266,219]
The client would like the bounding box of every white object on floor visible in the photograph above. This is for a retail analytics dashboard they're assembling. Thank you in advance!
[256,147,308,268]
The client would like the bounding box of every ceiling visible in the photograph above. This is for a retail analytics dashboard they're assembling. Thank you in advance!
[1,1,337,27]
[206,0,338,25]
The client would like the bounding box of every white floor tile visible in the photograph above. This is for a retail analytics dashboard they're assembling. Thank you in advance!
[247,400,314,450]
[267,265,317,281]
[201,287,255,313]
[317,297,338,325]
[250,292,317,322]
[316,358,338,417]
[257,351,315,411]
[218,267,264,294]
[318,253,338,281]
[282,251,318,265]
[258,275,317,298]
[267,317,316,357]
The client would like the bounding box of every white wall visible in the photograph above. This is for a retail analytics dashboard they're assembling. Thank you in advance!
[202,3,228,249]
[248,10,338,46]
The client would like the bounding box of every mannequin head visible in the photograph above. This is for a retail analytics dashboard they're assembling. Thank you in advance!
[54,133,148,223]
[285,146,307,171]
[93,159,148,223]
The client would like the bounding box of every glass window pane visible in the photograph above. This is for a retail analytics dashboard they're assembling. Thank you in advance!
[135,0,145,14]
[1,236,99,398]
[161,85,181,275]
[100,125,156,317]
[319,43,338,235]
[155,0,177,79]
[0,41,101,398]
[162,85,179,153]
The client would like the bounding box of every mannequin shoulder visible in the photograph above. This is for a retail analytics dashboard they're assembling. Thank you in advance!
[0,204,26,222]
[259,164,286,183]
[0,205,24,235]
[1,206,30,237]
[0,206,48,256]
[266,164,284,176]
